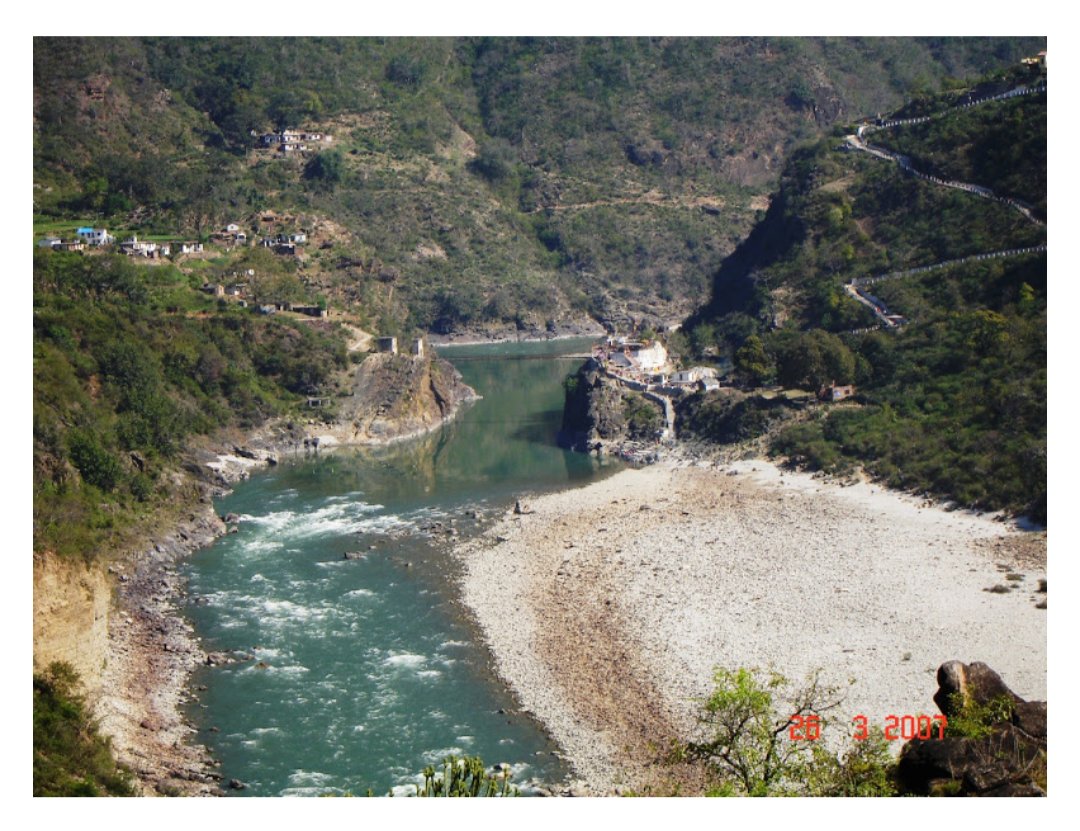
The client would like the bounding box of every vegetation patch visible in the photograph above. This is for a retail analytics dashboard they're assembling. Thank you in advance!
[34,662,135,796]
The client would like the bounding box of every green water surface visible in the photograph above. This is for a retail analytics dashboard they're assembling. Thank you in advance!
[183,338,616,796]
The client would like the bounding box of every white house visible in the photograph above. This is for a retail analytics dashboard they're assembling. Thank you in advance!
[225,223,240,233]
[120,235,169,258]
[671,366,719,385]
[671,368,703,384]
[76,227,114,246]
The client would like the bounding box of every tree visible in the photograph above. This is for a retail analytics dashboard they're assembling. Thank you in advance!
[775,330,855,391]
[734,334,775,386]
[34,663,135,796]
[678,666,894,796]
[685,667,844,796]
[469,138,517,182]
[385,54,425,89]
[67,429,123,493]
[304,150,344,188]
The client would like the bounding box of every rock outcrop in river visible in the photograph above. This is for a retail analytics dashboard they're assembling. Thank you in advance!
[559,360,663,455]
[327,352,479,445]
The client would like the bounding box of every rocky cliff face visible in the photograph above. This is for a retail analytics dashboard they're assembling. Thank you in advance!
[330,352,479,445]
[559,360,663,454]
[33,554,112,689]
[33,488,230,796]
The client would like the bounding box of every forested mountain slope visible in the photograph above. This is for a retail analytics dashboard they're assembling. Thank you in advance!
[34,37,1043,333]
[680,62,1046,522]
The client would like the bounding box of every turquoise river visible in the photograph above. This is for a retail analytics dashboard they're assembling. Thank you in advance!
[182,338,617,796]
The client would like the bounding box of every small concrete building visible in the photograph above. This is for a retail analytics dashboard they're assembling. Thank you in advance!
[411,338,425,358]
[120,236,169,258]
[377,336,398,355]
[820,383,856,402]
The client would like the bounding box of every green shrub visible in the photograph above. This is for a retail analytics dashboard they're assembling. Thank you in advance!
[34,663,135,797]
[944,693,1015,740]
[406,755,518,797]
[67,430,123,493]
[681,667,895,797]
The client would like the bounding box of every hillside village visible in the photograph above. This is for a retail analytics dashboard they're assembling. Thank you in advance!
[255,128,333,156]
[38,220,309,261]
[586,333,856,459]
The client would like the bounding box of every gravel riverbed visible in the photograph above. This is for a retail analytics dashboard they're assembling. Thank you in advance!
[457,458,1047,794]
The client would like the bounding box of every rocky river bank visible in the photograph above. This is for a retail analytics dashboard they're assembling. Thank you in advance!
[36,354,482,796]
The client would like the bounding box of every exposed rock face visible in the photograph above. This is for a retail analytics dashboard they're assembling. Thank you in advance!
[33,554,111,689]
[933,660,1024,717]
[559,361,662,453]
[897,661,1047,797]
[332,353,479,444]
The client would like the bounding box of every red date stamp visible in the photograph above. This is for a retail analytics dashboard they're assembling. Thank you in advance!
[789,714,947,741]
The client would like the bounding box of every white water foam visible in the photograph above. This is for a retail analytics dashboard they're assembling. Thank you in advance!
[244,663,309,677]
[280,786,341,797]
[286,769,335,788]
[422,746,466,764]
[235,501,411,550]
[383,652,427,669]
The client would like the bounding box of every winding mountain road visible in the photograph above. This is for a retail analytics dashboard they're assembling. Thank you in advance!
[844,133,1044,227]
[839,83,1046,329]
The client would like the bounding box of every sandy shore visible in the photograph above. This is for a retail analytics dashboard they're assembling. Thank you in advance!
[457,458,1047,794]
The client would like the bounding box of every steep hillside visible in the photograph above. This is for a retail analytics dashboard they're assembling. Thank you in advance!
[32,249,350,560]
[682,63,1047,521]
[34,37,1044,332]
